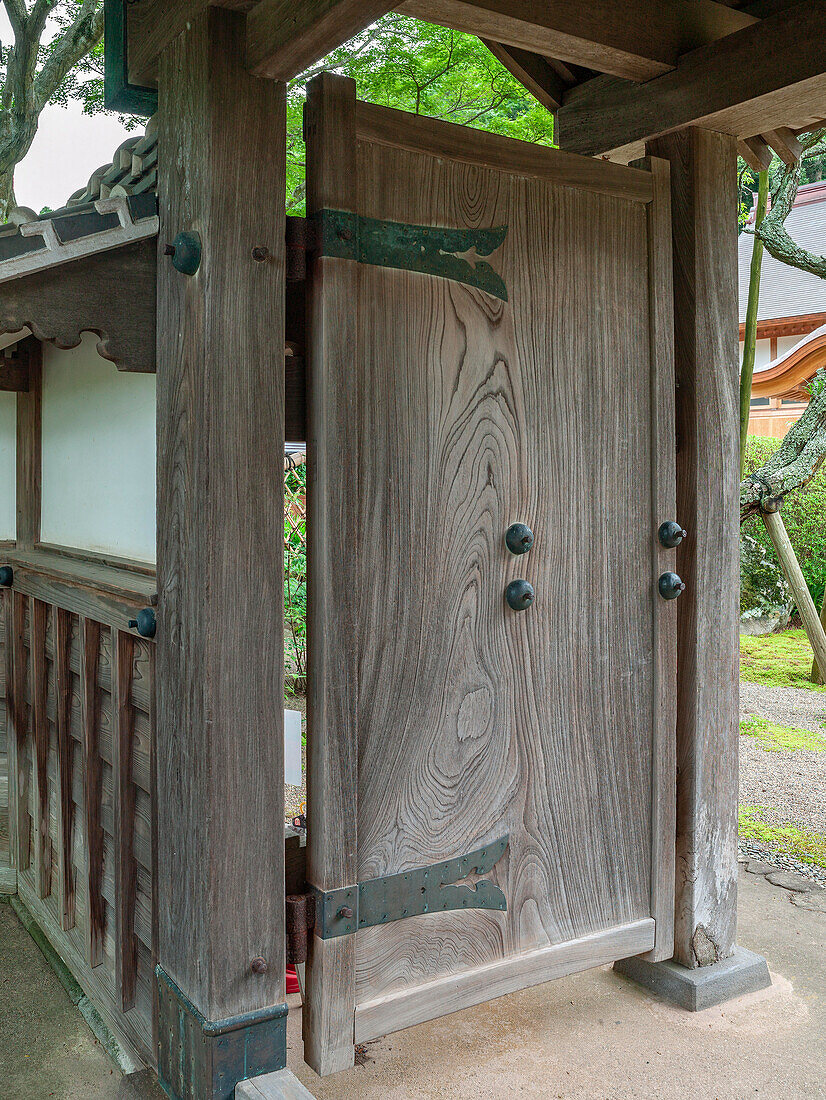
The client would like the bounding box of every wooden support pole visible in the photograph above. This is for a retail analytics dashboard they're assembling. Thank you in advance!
[761,507,826,677]
[155,8,287,1091]
[15,336,41,551]
[81,616,104,968]
[54,607,75,930]
[647,128,740,969]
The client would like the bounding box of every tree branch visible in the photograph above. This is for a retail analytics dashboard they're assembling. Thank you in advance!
[33,0,103,112]
[741,371,826,515]
[751,127,826,278]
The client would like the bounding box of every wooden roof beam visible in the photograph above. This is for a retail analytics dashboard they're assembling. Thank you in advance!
[482,41,568,113]
[738,135,773,172]
[558,0,826,160]
[761,126,804,165]
[246,0,395,79]
[398,0,756,82]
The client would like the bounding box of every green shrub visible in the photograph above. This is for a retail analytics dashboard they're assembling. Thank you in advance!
[743,435,826,612]
[285,461,307,694]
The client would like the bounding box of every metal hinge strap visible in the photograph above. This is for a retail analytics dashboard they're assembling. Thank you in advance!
[310,834,509,941]
[286,211,509,301]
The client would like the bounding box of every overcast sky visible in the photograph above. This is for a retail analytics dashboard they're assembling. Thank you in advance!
[16,104,132,213]
[1,9,132,214]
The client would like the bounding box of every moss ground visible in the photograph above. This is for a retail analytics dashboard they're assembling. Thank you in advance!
[739,805,826,869]
[740,628,826,691]
[739,715,826,752]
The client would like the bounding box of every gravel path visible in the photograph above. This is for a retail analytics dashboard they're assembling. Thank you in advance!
[740,679,826,733]
[739,681,826,837]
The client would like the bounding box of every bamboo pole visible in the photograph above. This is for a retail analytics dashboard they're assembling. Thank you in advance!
[740,170,769,478]
[761,505,826,677]
[811,596,826,684]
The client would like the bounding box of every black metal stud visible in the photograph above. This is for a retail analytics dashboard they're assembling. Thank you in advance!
[505,523,534,555]
[658,521,687,548]
[658,572,685,600]
[0,565,12,587]
[128,607,157,638]
[506,579,535,611]
[165,231,202,276]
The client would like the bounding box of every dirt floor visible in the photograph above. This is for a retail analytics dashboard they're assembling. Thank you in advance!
[2,868,825,1100]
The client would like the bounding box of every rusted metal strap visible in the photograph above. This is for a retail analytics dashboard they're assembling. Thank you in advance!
[286,211,509,300]
[309,834,509,941]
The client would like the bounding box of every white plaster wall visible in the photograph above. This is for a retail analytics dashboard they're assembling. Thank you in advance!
[777,334,804,359]
[739,338,773,370]
[40,334,156,562]
[0,392,15,539]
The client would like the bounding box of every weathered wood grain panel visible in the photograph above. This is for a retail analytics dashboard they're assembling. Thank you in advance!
[306,77,676,1063]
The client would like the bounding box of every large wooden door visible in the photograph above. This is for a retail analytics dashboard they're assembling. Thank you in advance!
[304,72,677,1076]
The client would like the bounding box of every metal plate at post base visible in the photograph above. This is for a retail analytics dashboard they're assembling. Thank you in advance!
[156,967,288,1100]
[614,946,771,1011]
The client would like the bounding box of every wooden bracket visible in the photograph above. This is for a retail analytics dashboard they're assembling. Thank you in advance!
[0,238,156,373]
[0,348,30,392]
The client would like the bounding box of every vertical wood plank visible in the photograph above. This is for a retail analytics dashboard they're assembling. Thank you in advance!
[81,616,104,968]
[3,590,18,882]
[10,593,29,872]
[30,598,50,898]
[16,336,41,551]
[156,6,286,1021]
[55,607,75,929]
[640,154,677,962]
[648,128,739,969]
[303,71,359,1077]
[114,629,138,1011]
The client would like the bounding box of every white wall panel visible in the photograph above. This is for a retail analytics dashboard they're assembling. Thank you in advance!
[41,334,155,562]
[0,392,15,539]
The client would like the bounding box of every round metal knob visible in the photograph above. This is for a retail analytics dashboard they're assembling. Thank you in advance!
[658,572,685,600]
[658,521,687,549]
[337,906,354,920]
[505,523,534,555]
[165,231,202,275]
[0,565,13,587]
[128,607,157,638]
[506,579,535,611]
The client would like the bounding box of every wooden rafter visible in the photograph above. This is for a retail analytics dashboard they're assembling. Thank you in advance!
[482,41,568,113]
[761,126,804,166]
[738,136,772,172]
[558,0,826,159]
[398,0,756,82]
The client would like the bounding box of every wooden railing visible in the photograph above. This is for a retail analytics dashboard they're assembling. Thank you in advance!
[1,549,157,1064]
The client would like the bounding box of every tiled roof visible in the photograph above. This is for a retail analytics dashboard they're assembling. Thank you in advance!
[0,117,159,282]
[739,181,826,323]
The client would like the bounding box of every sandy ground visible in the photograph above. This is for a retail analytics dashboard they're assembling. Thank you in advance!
[3,871,825,1100]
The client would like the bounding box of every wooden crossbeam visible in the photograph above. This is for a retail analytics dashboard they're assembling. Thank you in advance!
[558,0,826,159]
[482,41,568,113]
[399,0,756,82]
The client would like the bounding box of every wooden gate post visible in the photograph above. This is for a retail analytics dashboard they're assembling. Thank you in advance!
[155,9,289,1097]
[618,128,770,1007]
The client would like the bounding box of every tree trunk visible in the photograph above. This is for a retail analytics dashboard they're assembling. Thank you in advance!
[740,170,768,476]
[0,167,17,223]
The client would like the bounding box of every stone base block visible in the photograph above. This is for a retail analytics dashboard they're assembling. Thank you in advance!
[235,1069,317,1099]
[614,946,771,1011]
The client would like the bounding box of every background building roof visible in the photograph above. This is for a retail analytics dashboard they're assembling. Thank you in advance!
[739,181,826,324]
